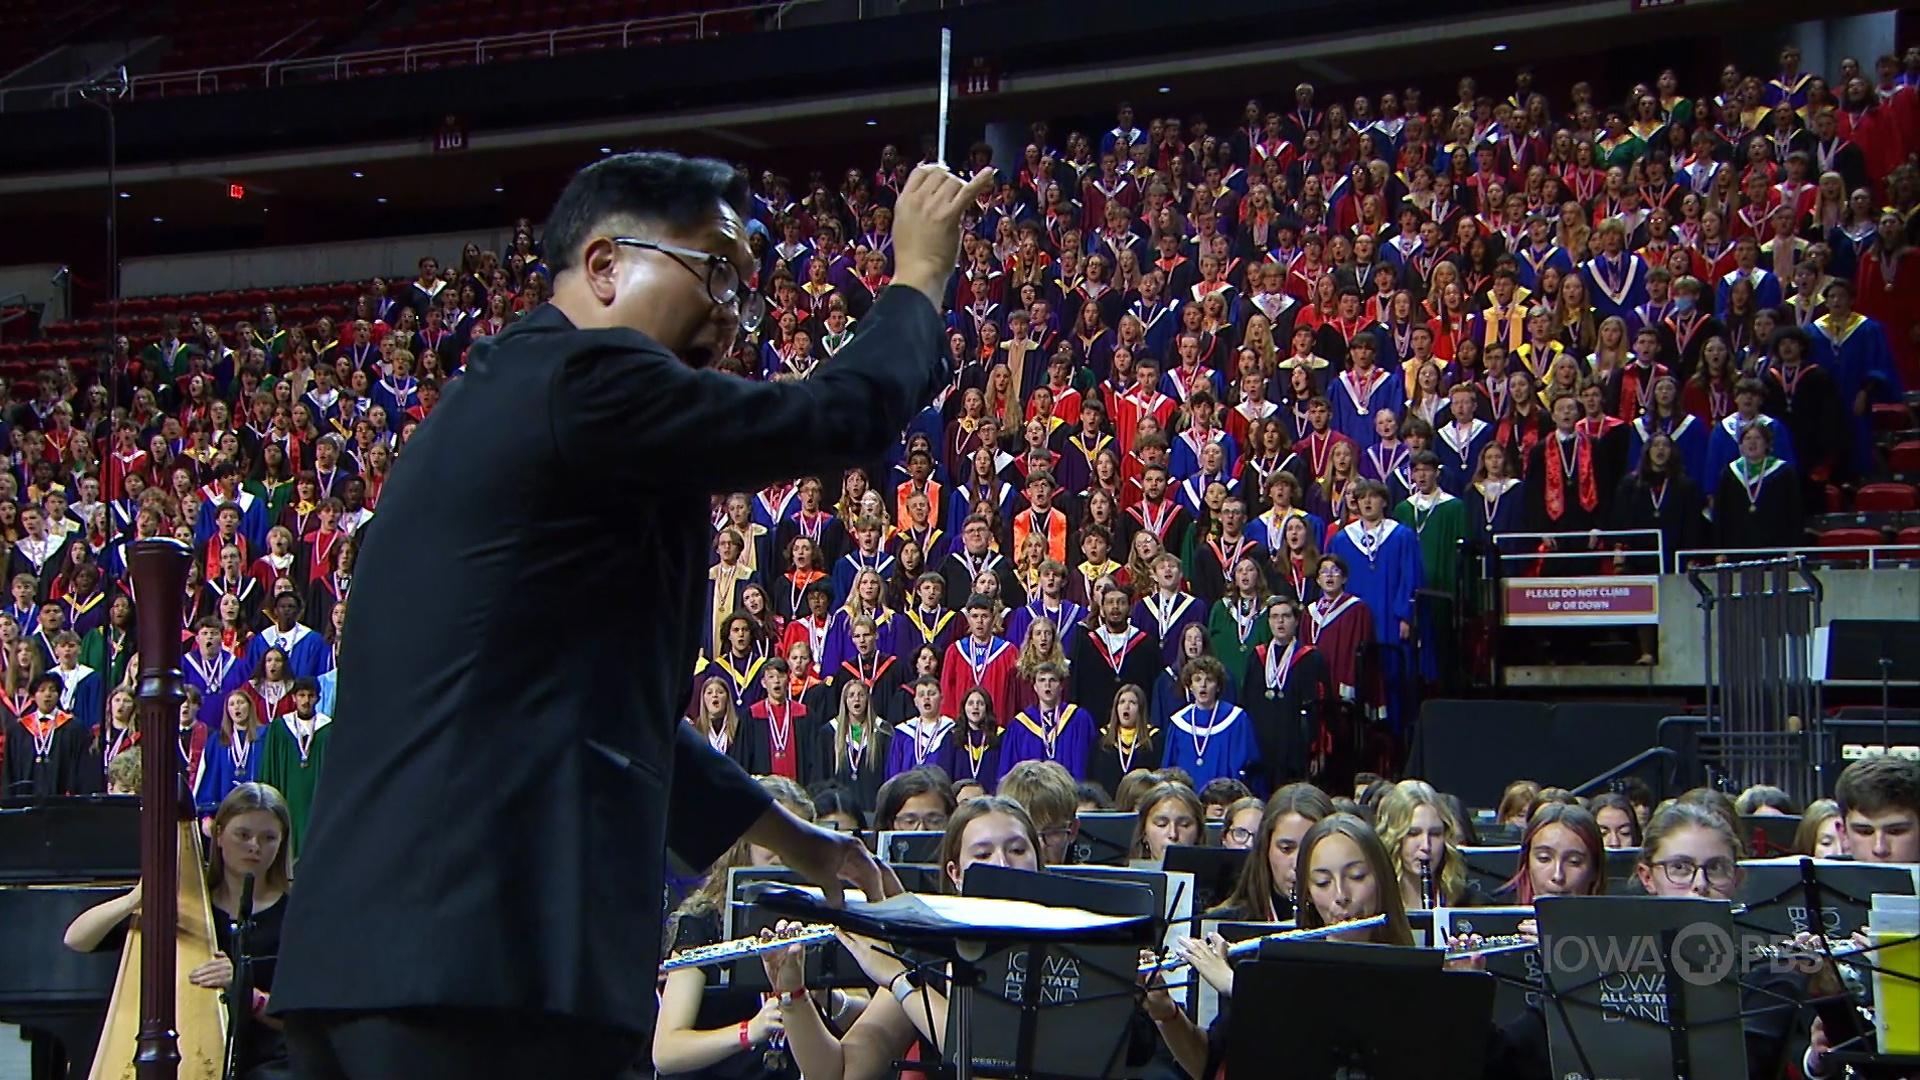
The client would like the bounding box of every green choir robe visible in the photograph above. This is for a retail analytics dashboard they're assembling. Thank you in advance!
[1392,491,1469,682]
[256,712,333,859]
[80,626,131,690]
[1207,597,1271,688]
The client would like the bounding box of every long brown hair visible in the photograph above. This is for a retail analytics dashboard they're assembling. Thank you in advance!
[1293,812,1414,946]
[937,795,1045,895]
[1503,802,1606,903]
[676,776,814,921]
[208,783,294,894]
[1215,783,1335,919]
[1130,782,1205,859]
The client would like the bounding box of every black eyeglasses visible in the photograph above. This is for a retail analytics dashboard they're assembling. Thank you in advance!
[610,237,764,331]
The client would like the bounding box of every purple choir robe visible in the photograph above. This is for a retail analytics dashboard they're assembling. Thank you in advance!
[182,650,251,730]
[1132,592,1207,666]
[997,704,1098,782]
[886,715,958,779]
[1004,598,1088,657]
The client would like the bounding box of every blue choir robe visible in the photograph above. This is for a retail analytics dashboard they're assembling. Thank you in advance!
[886,715,957,780]
[1325,519,1424,730]
[997,704,1098,782]
[1169,427,1241,481]
[1703,414,1797,497]
[819,607,899,679]
[1130,299,1182,360]
[1809,313,1905,473]
[890,407,946,472]
[193,729,262,817]
[247,623,330,681]
[1004,598,1087,657]
[1326,521,1423,645]
[1132,592,1206,666]
[1467,479,1527,556]
[182,650,251,730]
[1513,243,1574,292]
[1175,471,1238,516]
[1327,368,1405,449]
[948,481,1017,531]
[371,377,419,430]
[1249,506,1327,554]
[1716,268,1783,314]
[1581,253,1651,321]
[1433,418,1493,496]
[1626,414,1710,488]
[1150,661,1240,733]
[194,488,270,553]
[752,485,801,530]
[50,665,103,729]
[831,551,898,605]
[317,669,338,716]
[1161,701,1258,787]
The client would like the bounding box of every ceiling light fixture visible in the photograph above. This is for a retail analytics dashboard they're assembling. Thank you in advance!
[351,170,365,179]
[1492,42,1509,51]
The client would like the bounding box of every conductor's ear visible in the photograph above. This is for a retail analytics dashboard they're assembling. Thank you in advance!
[579,238,621,307]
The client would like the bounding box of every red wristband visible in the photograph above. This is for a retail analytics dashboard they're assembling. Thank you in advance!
[250,989,270,1017]
[738,1020,751,1049]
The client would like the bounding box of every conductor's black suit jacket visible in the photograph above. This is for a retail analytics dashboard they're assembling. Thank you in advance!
[271,288,947,1036]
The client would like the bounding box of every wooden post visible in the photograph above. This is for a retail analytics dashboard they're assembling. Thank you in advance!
[129,538,190,1080]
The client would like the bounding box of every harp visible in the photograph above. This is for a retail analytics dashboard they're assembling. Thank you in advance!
[89,539,226,1080]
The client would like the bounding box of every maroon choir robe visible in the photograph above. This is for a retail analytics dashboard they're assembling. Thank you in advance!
[939,636,1020,728]
[1301,592,1376,707]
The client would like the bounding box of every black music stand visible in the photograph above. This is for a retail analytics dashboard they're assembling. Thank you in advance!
[1228,943,1494,1078]
[748,870,1156,1080]
[880,830,944,865]
[1822,619,1920,751]
[1534,896,1749,1080]
[1068,812,1135,865]
[1160,845,1247,914]
[1738,815,1802,859]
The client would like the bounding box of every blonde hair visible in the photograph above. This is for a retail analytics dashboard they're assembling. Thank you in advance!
[1373,779,1467,905]
[831,679,885,774]
[676,776,815,922]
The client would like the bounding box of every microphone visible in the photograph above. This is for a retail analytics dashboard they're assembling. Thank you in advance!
[237,871,256,929]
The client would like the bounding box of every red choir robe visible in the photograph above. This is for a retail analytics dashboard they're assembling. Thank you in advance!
[939,635,1020,728]
[1302,591,1376,707]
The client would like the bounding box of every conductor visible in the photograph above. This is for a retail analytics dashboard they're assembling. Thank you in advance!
[272,152,994,1077]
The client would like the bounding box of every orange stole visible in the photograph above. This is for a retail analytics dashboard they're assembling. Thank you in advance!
[1013,507,1068,563]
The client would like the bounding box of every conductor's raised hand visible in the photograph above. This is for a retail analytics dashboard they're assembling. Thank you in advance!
[890,164,996,305]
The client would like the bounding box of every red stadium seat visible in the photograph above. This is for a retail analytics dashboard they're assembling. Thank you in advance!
[1889,442,1920,475]
[1854,483,1918,513]
[1897,526,1920,547]
[1873,403,1917,433]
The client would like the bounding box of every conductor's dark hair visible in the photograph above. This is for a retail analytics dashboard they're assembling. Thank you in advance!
[543,152,751,277]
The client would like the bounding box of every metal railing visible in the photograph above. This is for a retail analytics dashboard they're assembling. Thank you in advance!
[1488,528,1668,574]
[0,0,815,112]
[1674,543,1920,570]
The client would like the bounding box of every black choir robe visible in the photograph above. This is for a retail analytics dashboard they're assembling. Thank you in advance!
[815,722,892,814]
[1084,726,1162,797]
[4,712,96,797]
[1709,460,1803,553]
[1609,471,1705,573]
[938,549,1025,612]
[741,700,823,786]
[270,286,949,1038]
[1067,625,1162,724]
[1240,640,1333,793]
[1524,433,1612,536]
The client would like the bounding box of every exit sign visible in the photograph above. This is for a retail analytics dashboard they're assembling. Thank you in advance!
[228,183,245,199]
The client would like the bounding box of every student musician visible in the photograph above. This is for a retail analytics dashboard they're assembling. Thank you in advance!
[1590,792,1644,849]
[949,687,1003,792]
[1373,779,1475,910]
[819,681,889,814]
[1496,802,1606,903]
[1241,596,1333,792]
[1210,783,1336,921]
[654,776,822,1080]
[884,677,954,780]
[762,798,1045,1080]
[997,661,1095,782]
[1085,683,1159,797]
[1132,781,1204,862]
[1162,656,1256,788]
[872,767,957,833]
[65,784,297,1079]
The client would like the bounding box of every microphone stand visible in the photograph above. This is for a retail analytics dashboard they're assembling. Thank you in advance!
[221,872,255,1080]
